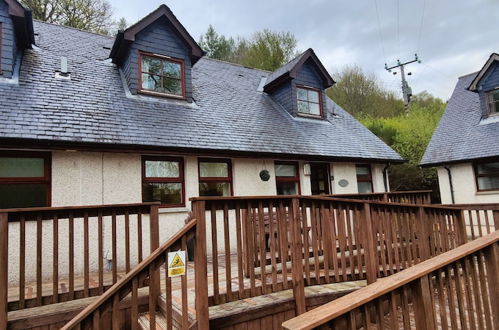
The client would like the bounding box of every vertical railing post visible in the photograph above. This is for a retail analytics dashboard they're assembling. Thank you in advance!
[456,209,468,245]
[290,198,306,315]
[149,204,160,315]
[362,203,378,284]
[484,243,499,327]
[0,213,8,330]
[493,210,499,232]
[418,206,431,260]
[193,201,209,329]
[413,274,436,330]
[382,193,388,202]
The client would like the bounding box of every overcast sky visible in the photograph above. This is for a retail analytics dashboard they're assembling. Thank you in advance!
[109,0,499,100]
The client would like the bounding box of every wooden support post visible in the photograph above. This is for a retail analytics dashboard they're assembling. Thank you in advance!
[362,203,377,284]
[194,201,210,329]
[291,198,306,315]
[493,210,499,232]
[0,213,7,330]
[149,205,160,307]
[413,275,436,330]
[484,243,499,328]
[418,207,431,260]
[456,209,468,245]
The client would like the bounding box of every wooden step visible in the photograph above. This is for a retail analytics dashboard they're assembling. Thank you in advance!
[138,312,168,330]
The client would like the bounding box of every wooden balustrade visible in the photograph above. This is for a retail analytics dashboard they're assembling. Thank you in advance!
[60,218,197,330]
[282,230,499,330]
[330,190,432,205]
[187,196,475,317]
[448,204,499,240]
[0,202,160,318]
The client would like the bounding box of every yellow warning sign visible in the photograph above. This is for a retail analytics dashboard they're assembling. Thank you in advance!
[168,251,186,277]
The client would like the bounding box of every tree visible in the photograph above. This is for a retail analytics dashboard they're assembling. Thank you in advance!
[238,30,297,71]
[327,65,404,118]
[198,25,237,62]
[198,26,298,71]
[116,17,127,31]
[20,0,113,34]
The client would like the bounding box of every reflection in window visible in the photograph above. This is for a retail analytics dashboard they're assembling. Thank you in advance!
[356,164,373,193]
[0,154,50,209]
[198,159,232,196]
[275,161,300,195]
[142,157,184,207]
[486,90,499,115]
[140,54,183,97]
[297,86,322,116]
[475,161,499,191]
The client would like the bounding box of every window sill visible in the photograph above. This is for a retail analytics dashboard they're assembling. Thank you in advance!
[475,190,499,195]
[159,206,190,214]
[297,113,323,120]
[137,89,186,100]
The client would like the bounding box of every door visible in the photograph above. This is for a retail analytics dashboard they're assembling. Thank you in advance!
[310,163,330,195]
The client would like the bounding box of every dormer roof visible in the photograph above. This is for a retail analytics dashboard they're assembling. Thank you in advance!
[263,48,335,93]
[467,53,499,92]
[109,4,203,66]
[4,0,34,49]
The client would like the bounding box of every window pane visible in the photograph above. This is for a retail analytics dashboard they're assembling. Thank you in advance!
[142,73,162,92]
[476,162,499,175]
[0,184,48,208]
[145,160,180,178]
[356,165,370,177]
[0,157,45,178]
[308,89,319,103]
[492,90,499,102]
[358,182,373,193]
[297,100,309,114]
[275,164,297,177]
[142,182,182,205]
[309,102,321,115]
[163,61,181,78]
[276,181,298,195]
[199,182,231,196]
[199,162,229,178]
[494,102,499,114]
[477,176,499,190]
[297,88,307,100]
[141,56,161,74]
[163,77,182,96]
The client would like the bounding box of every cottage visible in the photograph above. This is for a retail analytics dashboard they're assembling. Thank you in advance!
[421,53,499,204]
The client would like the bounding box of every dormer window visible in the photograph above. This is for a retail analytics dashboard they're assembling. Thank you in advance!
[139,53,185,98]
[486,89,499,115]
[297,86,322,117]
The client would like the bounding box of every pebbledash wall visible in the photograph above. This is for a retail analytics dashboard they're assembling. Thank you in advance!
[7,151,387,283]
[437,164,499,204]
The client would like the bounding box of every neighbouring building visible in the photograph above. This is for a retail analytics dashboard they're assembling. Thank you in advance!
[421,53,499,204]
[0,1,403,275]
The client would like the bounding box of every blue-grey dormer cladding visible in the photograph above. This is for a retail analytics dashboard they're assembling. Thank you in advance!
[295,59,324,89]
[477,61,499,117]
[0,0,17,79]
[271,82,294,115]
[122,16,193,102]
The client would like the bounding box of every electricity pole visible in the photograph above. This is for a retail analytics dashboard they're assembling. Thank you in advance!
[385,53,421,111]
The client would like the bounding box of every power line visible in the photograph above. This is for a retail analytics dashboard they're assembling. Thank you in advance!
[416,0,427,53]
[373,0,387,63]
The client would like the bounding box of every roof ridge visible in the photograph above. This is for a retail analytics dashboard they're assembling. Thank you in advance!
[33,19,114,39]
[201,57,272,73]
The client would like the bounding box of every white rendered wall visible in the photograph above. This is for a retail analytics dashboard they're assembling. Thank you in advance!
[437,164,499,204]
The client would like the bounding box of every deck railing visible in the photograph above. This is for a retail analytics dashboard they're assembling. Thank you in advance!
[0,203,160,328]
[3,196,497,329]
[329,190,432,204]
[282,230,499,330]
[61,219,196,330]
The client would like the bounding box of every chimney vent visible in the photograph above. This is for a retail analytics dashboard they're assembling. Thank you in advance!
[55,56,71,80]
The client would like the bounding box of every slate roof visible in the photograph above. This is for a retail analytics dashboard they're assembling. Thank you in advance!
[0,21,402,162]
[421,72,499,166]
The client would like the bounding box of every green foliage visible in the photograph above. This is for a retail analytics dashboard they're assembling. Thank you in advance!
[199,26,298,71]
[361,93,446,191]
[20,0,113,34]
[327,65,405,119]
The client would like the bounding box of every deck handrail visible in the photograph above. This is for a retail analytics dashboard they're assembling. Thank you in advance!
[282,230,499,330]
[61,218,198,330]
[0,202,161,328]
